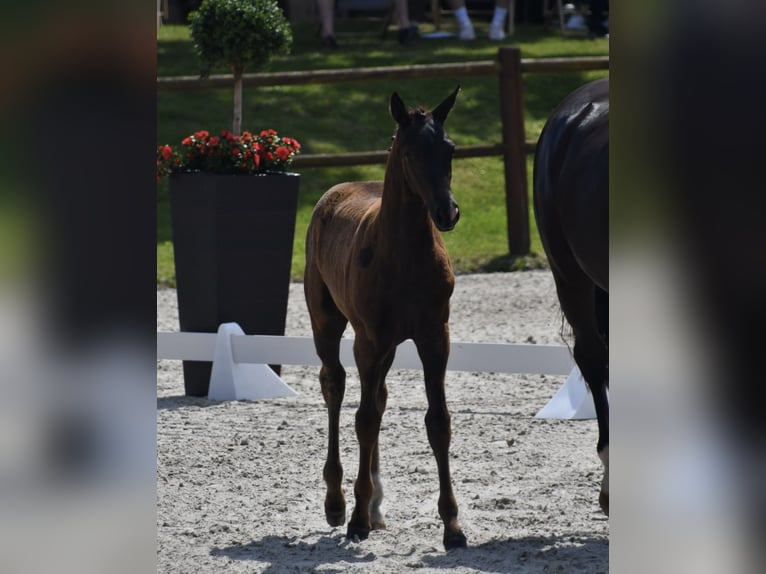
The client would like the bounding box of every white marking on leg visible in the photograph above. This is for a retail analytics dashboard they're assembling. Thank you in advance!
[370,472,386,528]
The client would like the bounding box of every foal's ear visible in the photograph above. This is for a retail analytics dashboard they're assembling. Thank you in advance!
[432,85,461,125]
[390,92,411,128]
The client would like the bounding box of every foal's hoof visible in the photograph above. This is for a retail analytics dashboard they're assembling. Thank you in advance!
[444,530,468,550]
[371,519,387,531]
[346,523,371,542]
[325,508,346,527]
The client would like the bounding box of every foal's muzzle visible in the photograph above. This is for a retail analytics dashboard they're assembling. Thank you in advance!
[434,200,460,231]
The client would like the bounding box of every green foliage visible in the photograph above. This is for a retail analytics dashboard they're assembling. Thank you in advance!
[188,0,292,75]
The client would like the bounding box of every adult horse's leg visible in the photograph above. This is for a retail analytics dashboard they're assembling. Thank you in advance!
[554,274,610,516]
[590,370,609,515]
[305,277,349,527]
[591,286,610,514]
[573,327,609,515]
[594,286,609,347]
[415,329,467,550]
[347,338,394,541]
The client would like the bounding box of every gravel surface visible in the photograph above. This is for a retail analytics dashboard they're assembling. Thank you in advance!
[157,271,609,573]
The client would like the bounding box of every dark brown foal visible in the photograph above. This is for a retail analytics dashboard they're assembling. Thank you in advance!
[304,86,467,550]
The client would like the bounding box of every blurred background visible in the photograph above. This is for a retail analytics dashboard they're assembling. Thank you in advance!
[2,1,766,572]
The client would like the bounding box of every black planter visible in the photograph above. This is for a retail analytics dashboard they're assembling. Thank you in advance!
[169,172,300,396]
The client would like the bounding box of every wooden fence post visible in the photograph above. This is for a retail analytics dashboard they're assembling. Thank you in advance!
[498,46,530,256]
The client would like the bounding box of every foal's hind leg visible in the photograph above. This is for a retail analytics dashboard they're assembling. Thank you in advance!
[305,279,349,527]
[415,329,467,550]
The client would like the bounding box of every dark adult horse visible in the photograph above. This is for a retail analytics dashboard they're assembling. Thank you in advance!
[304,87,467,549]
[533,78,609,515]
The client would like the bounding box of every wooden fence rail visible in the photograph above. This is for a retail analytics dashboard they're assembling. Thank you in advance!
[157,48,608,254]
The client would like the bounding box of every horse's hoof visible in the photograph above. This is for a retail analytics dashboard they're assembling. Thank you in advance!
[325,509,346,527]
[346,523,371,542]
[599,491,609,516]
[371,519,387,530]
[444,530,467,550]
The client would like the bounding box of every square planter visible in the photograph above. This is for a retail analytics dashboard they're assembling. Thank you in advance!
[169,172,300,396]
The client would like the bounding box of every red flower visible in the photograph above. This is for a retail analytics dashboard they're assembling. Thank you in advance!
[276,146,290,161]
[156,129,300,178]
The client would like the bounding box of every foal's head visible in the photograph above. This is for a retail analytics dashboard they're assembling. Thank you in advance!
[389,86,461,232]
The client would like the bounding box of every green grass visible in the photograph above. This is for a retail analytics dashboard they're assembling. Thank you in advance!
[157,19,608,285]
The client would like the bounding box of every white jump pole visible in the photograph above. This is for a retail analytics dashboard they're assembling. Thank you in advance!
[156,323,594,419]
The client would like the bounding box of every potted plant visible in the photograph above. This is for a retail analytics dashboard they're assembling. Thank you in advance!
[157,0,298,397]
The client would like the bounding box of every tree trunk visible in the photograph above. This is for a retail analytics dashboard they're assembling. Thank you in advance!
[233,68,243,136]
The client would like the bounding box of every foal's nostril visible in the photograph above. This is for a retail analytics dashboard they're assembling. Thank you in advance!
[434,202,459,230]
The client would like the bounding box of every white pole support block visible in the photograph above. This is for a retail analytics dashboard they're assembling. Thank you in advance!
[535,366,596,420]
[207,323,298,402]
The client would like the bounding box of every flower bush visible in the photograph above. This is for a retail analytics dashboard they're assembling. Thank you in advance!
[157,129,301,181]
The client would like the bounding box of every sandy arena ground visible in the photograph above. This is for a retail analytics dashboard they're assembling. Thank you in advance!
[157,271,609,573]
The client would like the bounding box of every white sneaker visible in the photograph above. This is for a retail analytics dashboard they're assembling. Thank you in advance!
[488,23,506,41]
[458,22,475,41]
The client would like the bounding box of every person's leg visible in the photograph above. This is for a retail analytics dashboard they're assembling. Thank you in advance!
[488,0,511,41]
[448,0,474,40]
[395,0,419,44]
[587,0,609,37]
[317,0,338,47]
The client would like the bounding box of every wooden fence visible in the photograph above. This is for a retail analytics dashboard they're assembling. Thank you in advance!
[158,47,608,255]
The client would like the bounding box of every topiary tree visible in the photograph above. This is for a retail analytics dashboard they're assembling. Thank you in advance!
[189,0,293,135]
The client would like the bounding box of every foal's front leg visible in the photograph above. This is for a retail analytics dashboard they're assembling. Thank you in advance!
[415,328,467,550]
[347,338,393,541]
